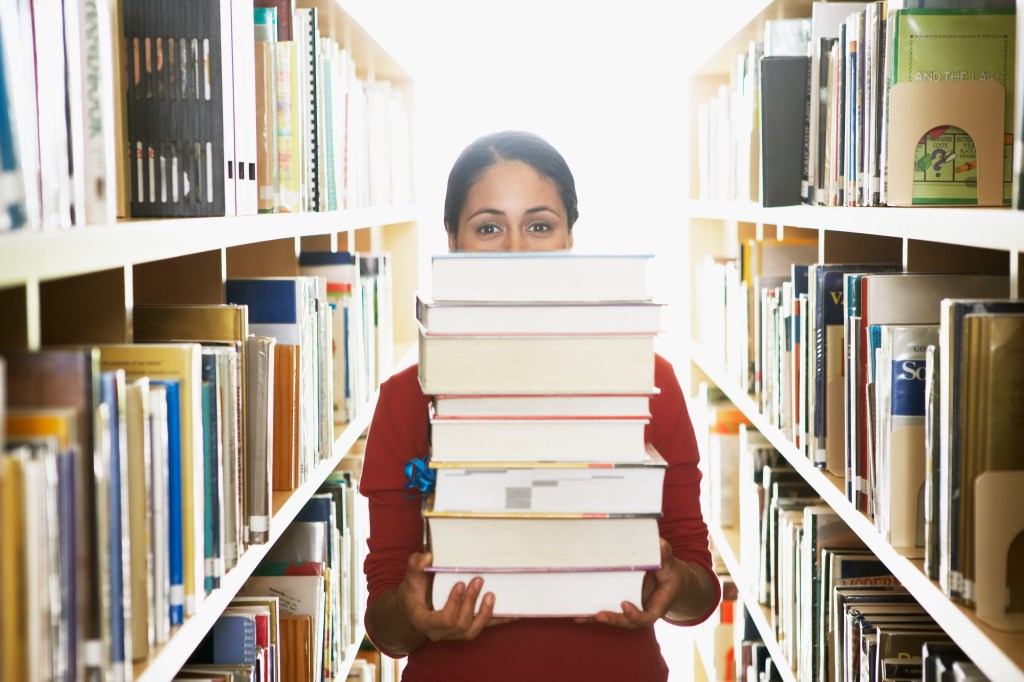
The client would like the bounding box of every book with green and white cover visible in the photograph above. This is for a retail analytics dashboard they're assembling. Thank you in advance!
[890,9,1016,204]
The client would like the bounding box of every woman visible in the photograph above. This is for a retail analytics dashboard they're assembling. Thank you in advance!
[360,131,720,681]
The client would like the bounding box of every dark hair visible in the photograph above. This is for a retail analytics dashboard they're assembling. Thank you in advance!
[443,130,580,235]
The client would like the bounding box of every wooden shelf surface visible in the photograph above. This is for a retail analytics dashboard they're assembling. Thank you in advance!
[0,204,419,289]
[686,200,1024,252]
[688,341,1024,682]
[709,525,798,682]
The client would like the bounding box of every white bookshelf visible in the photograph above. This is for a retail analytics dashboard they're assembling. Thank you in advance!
[680,0,1024,679]
[707,525,798,682]
[0,0,419,676]
[684,341,1024,681]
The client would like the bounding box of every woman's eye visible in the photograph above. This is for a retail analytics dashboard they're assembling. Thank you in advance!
[527,222,553,233]
[475,223,501,235]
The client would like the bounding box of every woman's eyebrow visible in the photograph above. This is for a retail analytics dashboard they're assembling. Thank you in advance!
[467,208,504,219]
[526,205,561,216]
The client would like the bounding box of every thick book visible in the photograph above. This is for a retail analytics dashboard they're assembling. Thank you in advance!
[416,294,664,336]
[430,252,654,303]
[424,507,662,570]
[427,568,650,618]
[431,447,666,515]
[429,416,650,463]
[760,56,811,207]
[431,392,654,419]
[272,343,300,491]
[418,332,656,395]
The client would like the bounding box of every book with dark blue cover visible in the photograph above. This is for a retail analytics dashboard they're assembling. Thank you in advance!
[153,379,185,625]
[212,612,259,665]
[226,278,299,323]
[100,371,129,671]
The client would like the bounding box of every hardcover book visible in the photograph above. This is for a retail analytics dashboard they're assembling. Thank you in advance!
[888,8,1017,205]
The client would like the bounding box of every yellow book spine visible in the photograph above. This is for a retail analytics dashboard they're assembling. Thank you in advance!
[0,458,26,682]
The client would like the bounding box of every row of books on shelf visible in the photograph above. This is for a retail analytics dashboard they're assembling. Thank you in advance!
[0,249,390,680]
[416,252,665,617]
[697,1,1020,208]
[695,410,994,682]
[695,238,1024,630]
[172,460,368,682]
[0,0,411,229]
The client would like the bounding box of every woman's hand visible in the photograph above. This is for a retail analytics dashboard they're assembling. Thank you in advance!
[591,539,718,629]
[397,551,509,642]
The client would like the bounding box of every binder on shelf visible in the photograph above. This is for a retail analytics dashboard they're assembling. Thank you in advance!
[760,56,810,207]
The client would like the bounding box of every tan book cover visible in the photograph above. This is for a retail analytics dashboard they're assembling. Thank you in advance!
[0,457,26,682]
[125,378,152,660]
[272,344,299,491]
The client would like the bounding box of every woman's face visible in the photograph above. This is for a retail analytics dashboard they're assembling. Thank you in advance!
[449,160,573,252]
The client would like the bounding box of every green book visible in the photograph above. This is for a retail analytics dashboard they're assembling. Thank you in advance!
[890,8,1016,204]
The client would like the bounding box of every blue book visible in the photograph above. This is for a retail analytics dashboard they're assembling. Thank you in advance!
[225,278,302,344]
[0,27,27,229]
[212,612,259,665]
[201,353,221,595]
[153,379,185,626]
[100,371,128,670]
[57,449,78,677]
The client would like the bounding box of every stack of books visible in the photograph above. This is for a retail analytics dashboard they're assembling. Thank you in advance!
[416,252,666,617]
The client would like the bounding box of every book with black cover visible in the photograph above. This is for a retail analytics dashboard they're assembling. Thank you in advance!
[760,56,810,207]
[122,0,233,217]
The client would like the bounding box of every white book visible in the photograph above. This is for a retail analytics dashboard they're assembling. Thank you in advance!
[428,568,648,618]
[418,332,656,396]
[34,0,72,229]
[429,417,651,464]
[416,294,664,336]
[430,252,654,303]
[431,452,666,515]
[424,511,662,570]
[877,324,937,553]
[66,0,118,225]
[217,0,236,216]
[2,0,41,229]
[431,392,654,419]
[231,0,257,215]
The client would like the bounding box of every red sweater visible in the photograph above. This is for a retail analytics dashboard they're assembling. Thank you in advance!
[360,355,719,682]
